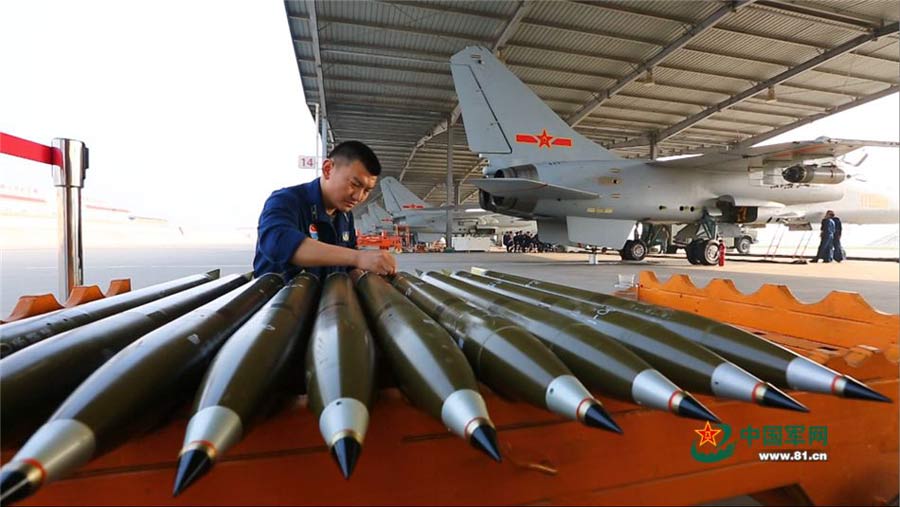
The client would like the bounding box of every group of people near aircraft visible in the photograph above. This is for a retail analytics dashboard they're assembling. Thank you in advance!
[502,231,548,253]
[812,211,845,263]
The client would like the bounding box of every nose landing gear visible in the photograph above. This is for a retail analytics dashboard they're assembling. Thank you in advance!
[620,239,648,261]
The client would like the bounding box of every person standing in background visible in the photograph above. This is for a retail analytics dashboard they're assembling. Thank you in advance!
[811,211,835,263]
[831,211,844,263]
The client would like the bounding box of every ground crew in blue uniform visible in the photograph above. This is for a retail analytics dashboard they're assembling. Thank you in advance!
[812,210,836,263]
[831,211,844,262]
[253,141,397,279]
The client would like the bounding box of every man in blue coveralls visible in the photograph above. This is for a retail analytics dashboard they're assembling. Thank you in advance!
[253,140,397,279]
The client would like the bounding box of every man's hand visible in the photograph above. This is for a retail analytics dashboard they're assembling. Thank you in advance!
[354,250,397,275]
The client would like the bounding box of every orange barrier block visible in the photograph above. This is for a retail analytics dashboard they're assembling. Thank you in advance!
[105,279,132,296]
[1,279,132,323]
[63,285,106,308]
[637,271,899,353]
[1,294,63,323]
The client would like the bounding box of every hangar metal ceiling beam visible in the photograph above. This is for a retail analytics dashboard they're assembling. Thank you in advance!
[304,0,331,144]
[730,85,900,150]
[297,38,879,100]
[753,0,887,30]
[300,54,853,112]
[608,22,900,149]
[572,0,874,34]
[566,0,757,126]
[397,0,534,184]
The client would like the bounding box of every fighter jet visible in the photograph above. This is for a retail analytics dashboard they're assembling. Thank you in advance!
[379,176,534,243]
[449,46,899,264]
[355,204,395,236]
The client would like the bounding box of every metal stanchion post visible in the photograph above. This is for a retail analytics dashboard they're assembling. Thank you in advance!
[50,138,88,301]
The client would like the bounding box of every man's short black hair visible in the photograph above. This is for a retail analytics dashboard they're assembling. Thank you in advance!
[328,141,381,176]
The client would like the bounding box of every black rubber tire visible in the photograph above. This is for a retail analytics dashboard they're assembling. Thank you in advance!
[686,241,702,264]
[620,240,635,261]
[735,235,752,255]
[700,240,720,265]
[627,240,648,261]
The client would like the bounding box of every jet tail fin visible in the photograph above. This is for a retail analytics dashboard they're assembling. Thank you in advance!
[450,46,620,168]
[370,203,394,225]
[380,177,429,215]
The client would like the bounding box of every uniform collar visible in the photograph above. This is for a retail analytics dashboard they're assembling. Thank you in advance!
[305,177,328,222]
[305,177,348,223]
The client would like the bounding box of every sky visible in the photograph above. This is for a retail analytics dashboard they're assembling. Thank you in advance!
[0,0,320,227]
[1,1,898,229]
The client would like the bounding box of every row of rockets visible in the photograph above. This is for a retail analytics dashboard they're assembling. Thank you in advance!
[0,266,891,503]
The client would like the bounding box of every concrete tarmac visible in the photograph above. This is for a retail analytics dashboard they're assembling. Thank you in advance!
[2,247,898,318]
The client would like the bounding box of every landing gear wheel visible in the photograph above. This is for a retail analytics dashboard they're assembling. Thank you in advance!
[699,240,720,265]
[624,240,648,261]
[735,235,752,255]
[620,240,635,261]
[686,241,702,264]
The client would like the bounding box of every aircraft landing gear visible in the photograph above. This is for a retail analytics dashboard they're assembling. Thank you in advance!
[620,240,648,261]
[686,239,719,265]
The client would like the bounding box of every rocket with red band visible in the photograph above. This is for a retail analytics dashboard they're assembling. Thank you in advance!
[0,274,284,505]
[390,272,621,433]
[452,271,808,413]
[352,270,502,462]
[304,272,377,480]
[420,271,719,423]
[172,273,320,496]
[471,269,891,404]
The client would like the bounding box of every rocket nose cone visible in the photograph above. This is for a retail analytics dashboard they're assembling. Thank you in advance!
[172,449,214,497]
[0,468,34,505]
[842,377,892,403]
[677,394,721,423]
[583,404,623,434]
[469,425,502,463]
[760,386,810,412]
[331,437,363,480]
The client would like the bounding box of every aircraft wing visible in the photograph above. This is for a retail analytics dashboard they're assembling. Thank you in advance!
[650,137,898,170]
[471,178,598,200]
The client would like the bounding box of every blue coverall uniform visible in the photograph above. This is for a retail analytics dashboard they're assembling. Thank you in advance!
[253,178,357,280]
[815,217,835,263]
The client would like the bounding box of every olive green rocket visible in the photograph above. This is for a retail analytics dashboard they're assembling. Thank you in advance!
[0,273,252,444]
[472,269,890,404]
[352,270,501,462]
[0,274,284,506]
[421,272,718,422]
[391,272,621,433]
[305,272,377,480]
[0,270,222,358]
[173,273,320,496]
[453,272,807,413]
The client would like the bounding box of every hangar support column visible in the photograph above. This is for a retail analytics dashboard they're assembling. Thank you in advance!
[446,116,454,251]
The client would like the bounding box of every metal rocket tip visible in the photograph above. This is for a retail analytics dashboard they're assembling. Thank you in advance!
[677,394,722,423]
[760,385,810,412]
[0,466,37,506]
[172,448,214,497]
[469,424,502,463]
[841,376,892,403]
[583,403,623,434]
[330,436,363,480]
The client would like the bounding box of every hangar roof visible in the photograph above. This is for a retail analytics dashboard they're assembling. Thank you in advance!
[284,0,899,205]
